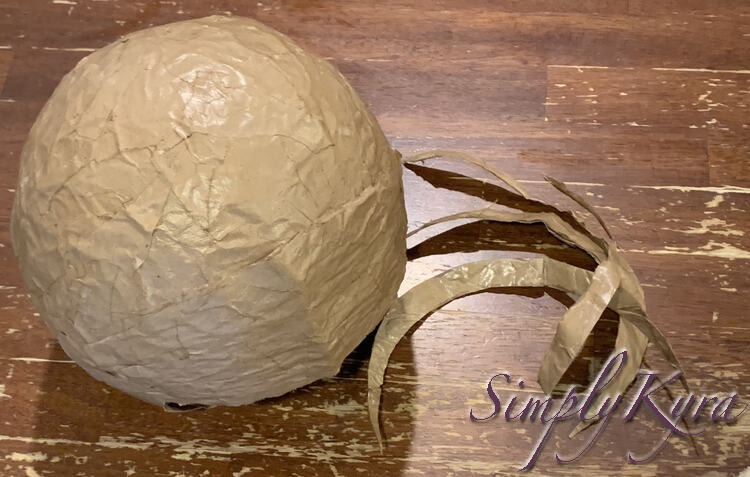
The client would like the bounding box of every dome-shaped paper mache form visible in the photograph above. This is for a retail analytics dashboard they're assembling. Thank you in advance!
[10,15,407,408]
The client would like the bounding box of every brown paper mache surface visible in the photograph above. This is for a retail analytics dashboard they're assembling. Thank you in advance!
[10,15,407,408]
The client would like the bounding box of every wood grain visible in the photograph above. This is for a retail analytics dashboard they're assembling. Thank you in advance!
[0,1,749,476]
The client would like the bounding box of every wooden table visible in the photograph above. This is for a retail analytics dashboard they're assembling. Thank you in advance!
[0,1,748,475]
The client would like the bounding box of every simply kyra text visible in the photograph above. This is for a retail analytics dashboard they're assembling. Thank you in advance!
[470,350,745,471]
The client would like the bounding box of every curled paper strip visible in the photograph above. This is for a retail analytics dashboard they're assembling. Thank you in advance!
[402,150,530,199]
[406,208,607,262]
[404,210,681,381]
[537,253,621,395]
[368,257,616,449]
[367,153,684,450]
[544,175,613,239]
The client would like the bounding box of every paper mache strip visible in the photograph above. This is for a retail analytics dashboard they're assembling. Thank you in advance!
[367,156,684,449]
[402,150,530,199]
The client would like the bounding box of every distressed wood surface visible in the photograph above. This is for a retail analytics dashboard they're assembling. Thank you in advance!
[0,1,749,476]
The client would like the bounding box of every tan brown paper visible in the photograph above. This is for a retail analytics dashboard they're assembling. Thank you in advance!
[11,16,408,407]
[368,153,684,449]
[402,207,681,375]
[402,149,530,199]
[544,175,613,239]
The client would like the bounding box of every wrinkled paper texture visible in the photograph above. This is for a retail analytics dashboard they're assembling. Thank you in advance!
[11,16,407,407]
[368,153,683,449]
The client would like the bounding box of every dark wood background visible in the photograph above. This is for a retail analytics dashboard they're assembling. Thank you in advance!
[0,1,748,476]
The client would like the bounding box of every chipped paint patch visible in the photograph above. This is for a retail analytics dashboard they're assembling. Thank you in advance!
[641,241,750,259]
[663,218,744,237]
[712,312,719,323]
[548,65,613,70]
[712,369,740,379]
[632,185,750,194]
[4,452,47,463]
[24,468,41,477]
[641,283,667,289]
[651,67,750,74]
[0,384,9,399]
[303,399,361,417]
[233,467,264,477]
[705,195,724,208]
[0,434,154,451]
[151,435,374,463]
